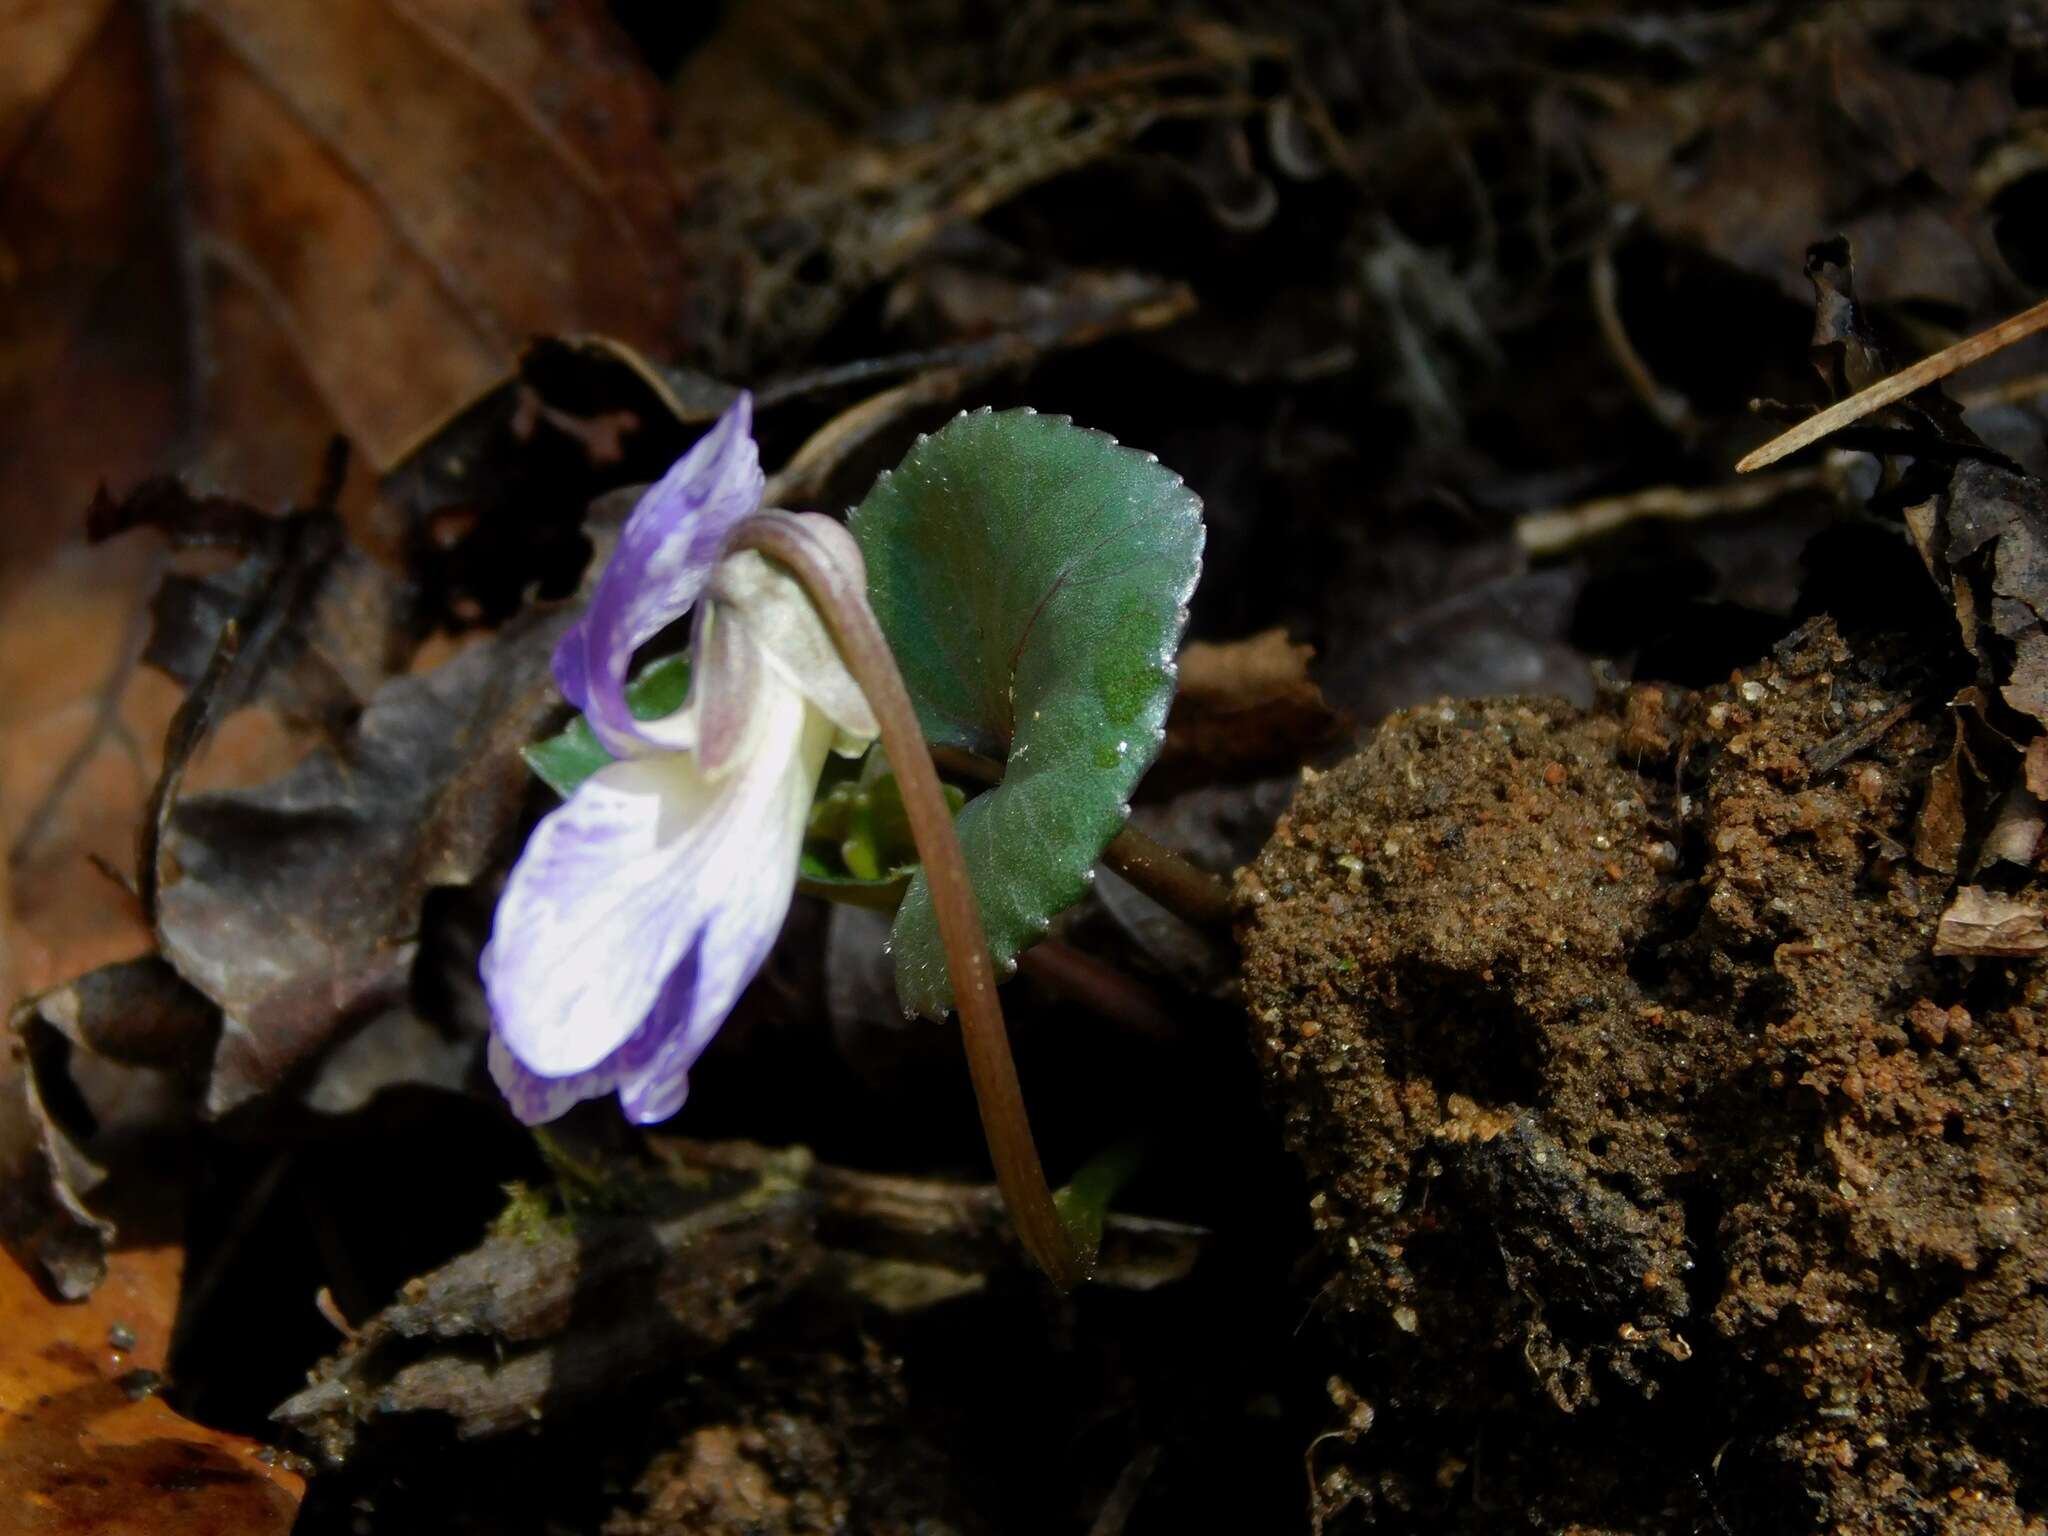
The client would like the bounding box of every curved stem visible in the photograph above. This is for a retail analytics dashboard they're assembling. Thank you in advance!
[729,513,1083,1289]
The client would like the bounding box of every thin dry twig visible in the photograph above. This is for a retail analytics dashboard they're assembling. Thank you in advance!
[1737,295,2048,473]
[1590,238,1694,438]
[1516,463,1836,556]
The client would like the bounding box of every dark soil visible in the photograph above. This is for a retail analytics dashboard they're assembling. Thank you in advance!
[605,1335,983,1536]
[1239,620,2048,1534]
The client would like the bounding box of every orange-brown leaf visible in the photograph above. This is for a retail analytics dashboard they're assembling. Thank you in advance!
[0,1244,302,1533]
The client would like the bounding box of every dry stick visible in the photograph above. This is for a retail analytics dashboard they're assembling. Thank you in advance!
[1515,465,1832,558]
[1737,295,2048,473]
[729,513,1083,1289]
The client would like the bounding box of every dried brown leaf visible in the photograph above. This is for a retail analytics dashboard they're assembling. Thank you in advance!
[1,0,687,567]
[2,957,217,1297]
[0,1242,302,1529]
[156,602,575,1115]
[1154,628,1338,791]
[1591,22,2010,308]
[664,0,1229,369]
[1913,732,1969,875]
[1933,884,2048,957]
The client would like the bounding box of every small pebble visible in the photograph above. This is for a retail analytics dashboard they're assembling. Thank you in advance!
[117,1368,163,1401]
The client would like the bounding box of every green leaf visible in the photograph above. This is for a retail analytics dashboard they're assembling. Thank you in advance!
[851,408,1202,1016]
[522,653,693,798]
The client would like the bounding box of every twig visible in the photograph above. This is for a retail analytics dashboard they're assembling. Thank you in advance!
[1803,698,1918,777]
[763,368,974,508]
[1958,369,2048,411]
[730,514,1083,1289]
[1737,295,2048,473]
[1515,465,1834,557]
[1590,239,1694,438]
[1088,1445,1164,1536]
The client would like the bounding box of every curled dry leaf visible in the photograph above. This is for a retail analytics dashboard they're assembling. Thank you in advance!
[157,602,574,1116]
[1934,885,2048,958]
[90,471,422,921]
[0,1243,302,1531]
[2,957,216,1298]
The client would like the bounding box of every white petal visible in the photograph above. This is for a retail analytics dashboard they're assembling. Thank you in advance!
[482,754,714,1075]
[483,669,831,1083]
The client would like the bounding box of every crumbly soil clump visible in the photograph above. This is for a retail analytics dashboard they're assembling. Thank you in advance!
[1239,621,2048,1534]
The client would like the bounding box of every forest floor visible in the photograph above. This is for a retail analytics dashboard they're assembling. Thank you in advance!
[4,3,2048,1533]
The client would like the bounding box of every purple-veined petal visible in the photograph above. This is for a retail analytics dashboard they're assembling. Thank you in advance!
[486,945,702,1124]
[482,753,716,1076]
[552,630,593,713]
[488,1031,615,1124]
[551,393,763,756]
[484,664,834,1087]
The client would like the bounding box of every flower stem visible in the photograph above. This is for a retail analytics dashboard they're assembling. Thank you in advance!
[730,513,1084,1289]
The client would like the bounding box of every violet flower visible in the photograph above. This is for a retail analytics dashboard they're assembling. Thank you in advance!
[482,394,877,1124]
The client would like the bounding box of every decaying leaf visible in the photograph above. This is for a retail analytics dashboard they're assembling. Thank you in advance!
[1934,884,2048,957]
[1591,17,2012,310]
[1804,238,1982,451]
[1,957,217,1297]
[664,0,1237,370]
[1944,461,2048,730]
[277,1151,824,1465]
[1154,628,1337,791]
[89,470,422,920]
[1913,727,1971,875]
[1,0,688,566]
[1,545,164,1002]
[382,338,737,630]
[156,603,575,1115]
[0,1243,302,1530]
[90,468,416,732]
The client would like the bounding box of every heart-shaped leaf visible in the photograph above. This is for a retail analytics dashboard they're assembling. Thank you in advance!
[851,408,1203,1016]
